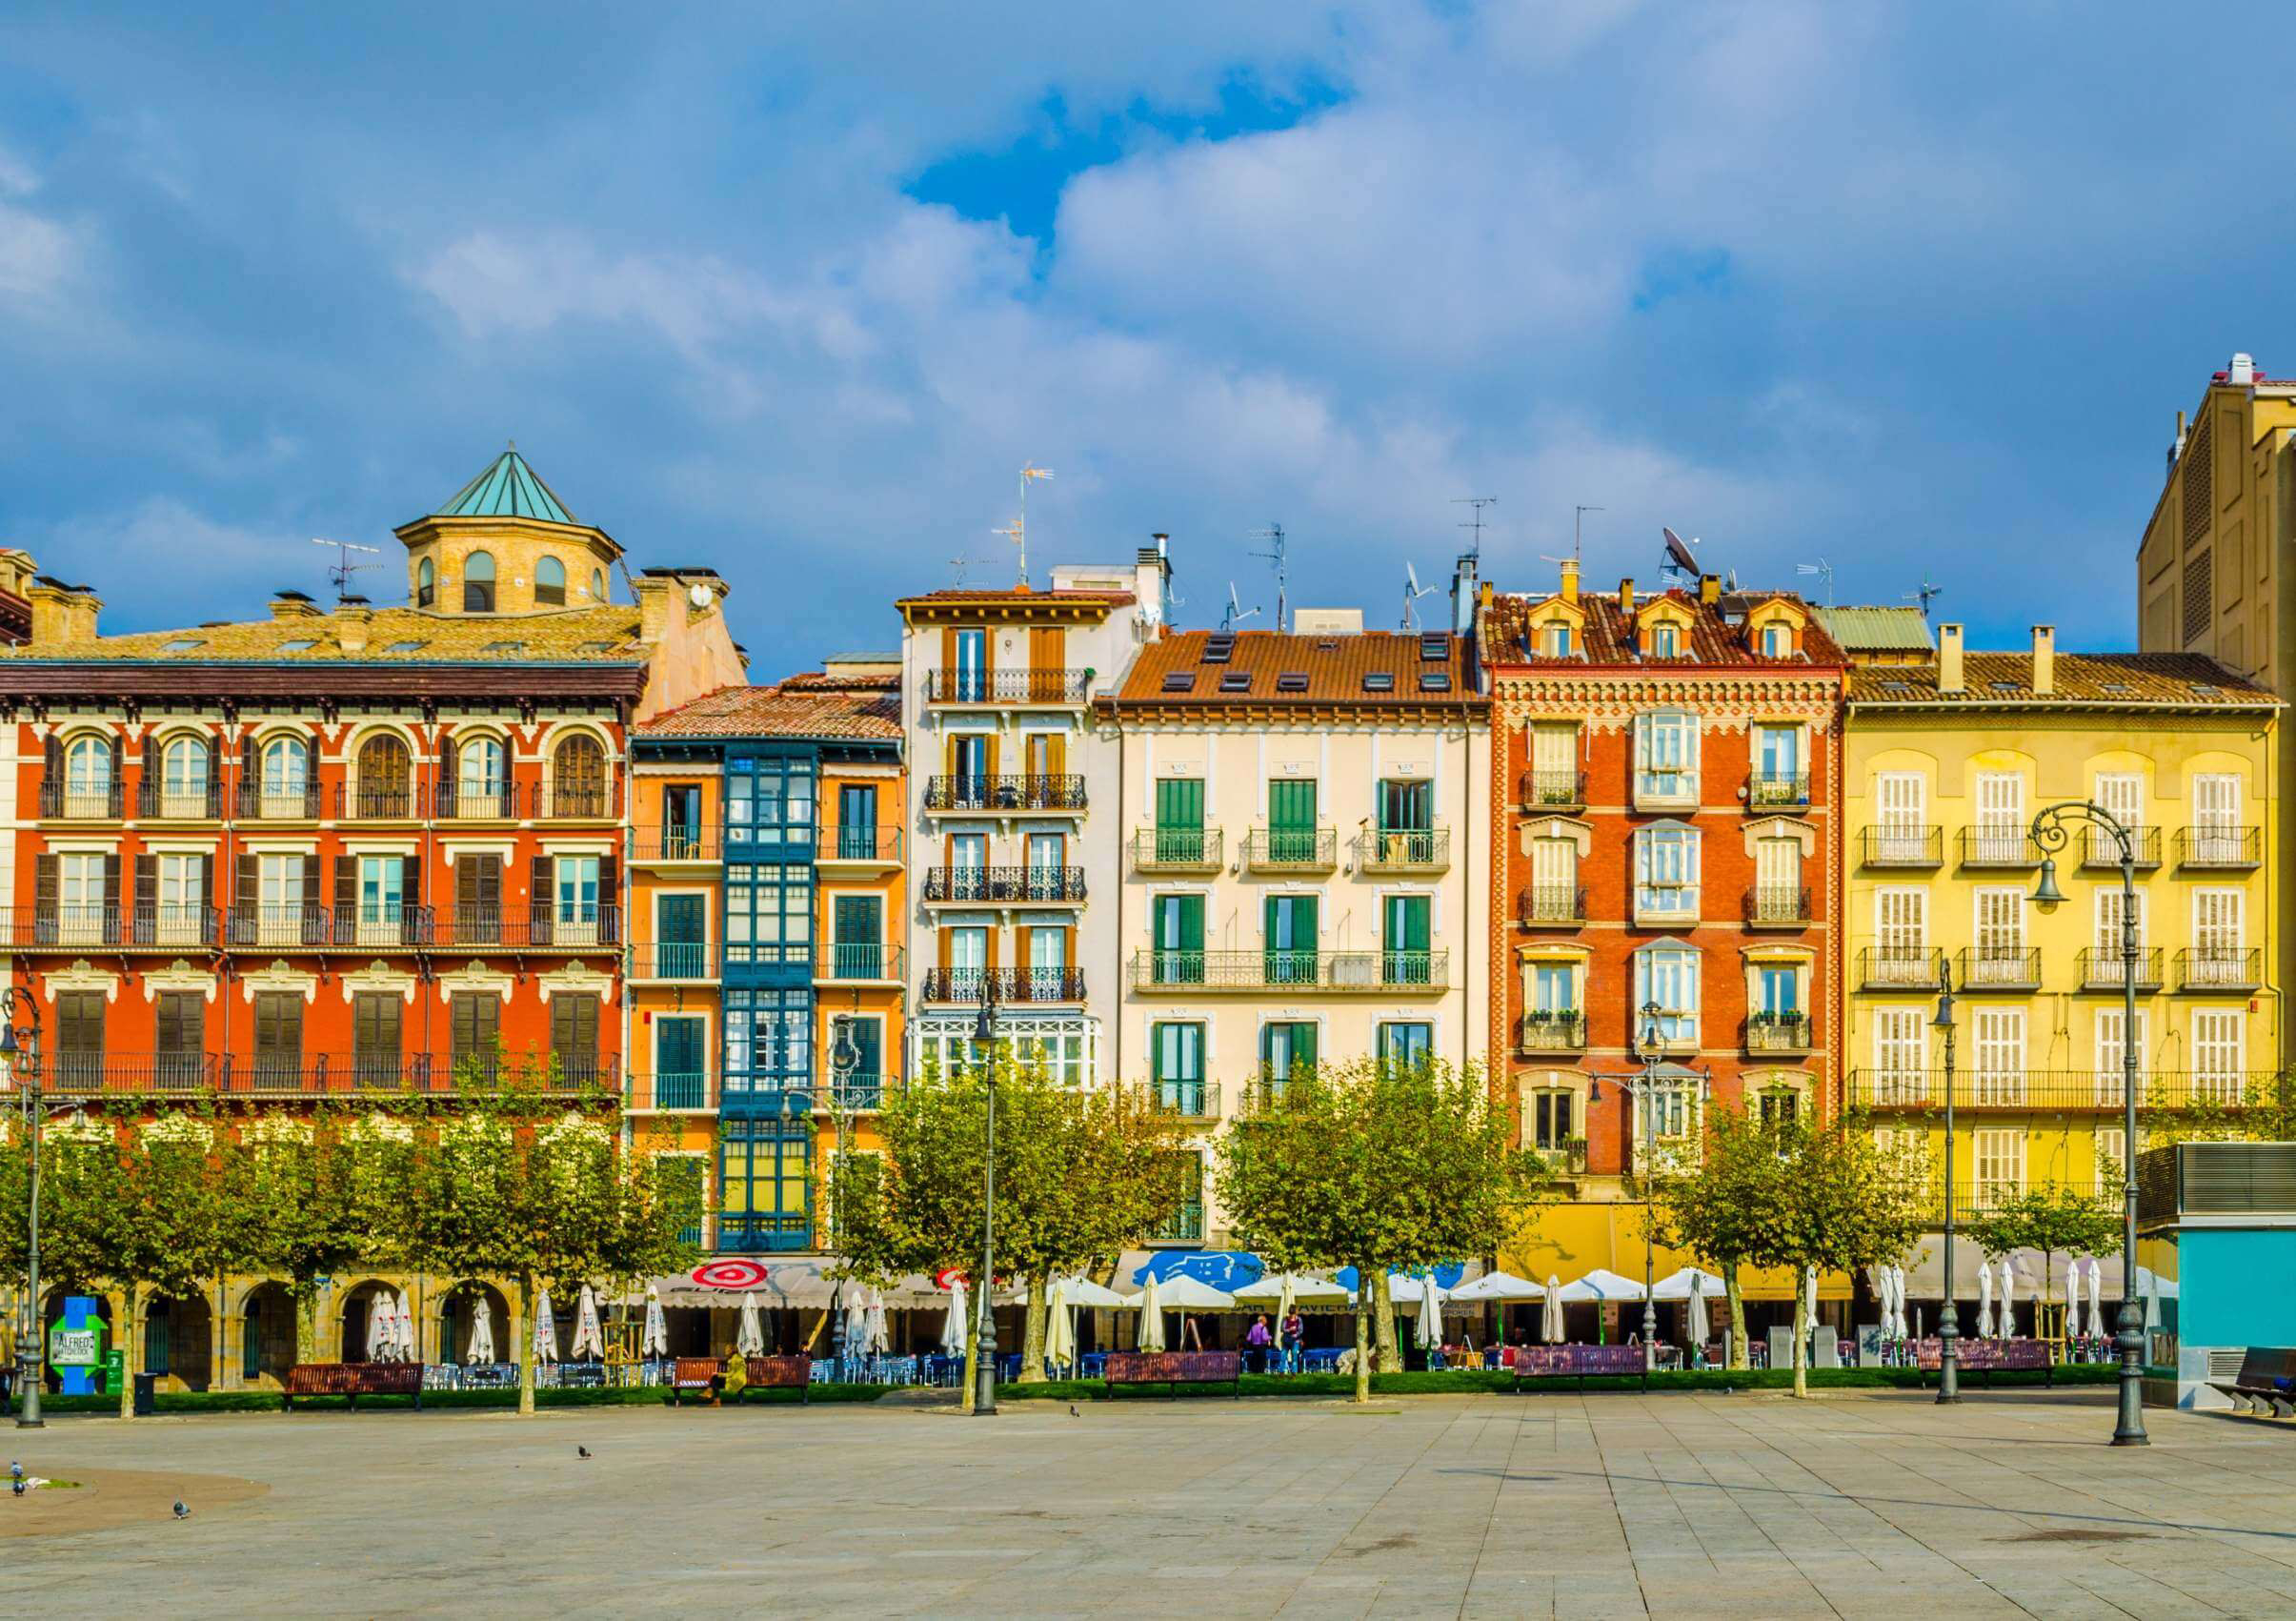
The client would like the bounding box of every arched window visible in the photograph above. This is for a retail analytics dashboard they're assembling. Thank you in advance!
[260,736,309,815]
[160,735,211,815]
[590,568,605,602]
[463,551,495,613]
[65,735,111,794]
[459,736,507,814]
[356,734,411,817]
[552,734,606,817]
[416,556,435,608]
[534,556,566,607]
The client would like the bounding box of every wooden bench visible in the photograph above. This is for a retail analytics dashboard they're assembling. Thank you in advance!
[2208,1347,2296,1415]
[1508,1345,1649,1390]
[669,1355,812,1406]
[1909,1337,2053,1388]
[1103,1350,1243,1399]
[283,1362,424,1409]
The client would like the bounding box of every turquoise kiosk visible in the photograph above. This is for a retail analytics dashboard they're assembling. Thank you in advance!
[2138,1141,2296,1408]
[48,1296,106,1396]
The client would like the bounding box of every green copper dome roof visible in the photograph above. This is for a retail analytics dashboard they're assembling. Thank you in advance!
[435,446,578,524]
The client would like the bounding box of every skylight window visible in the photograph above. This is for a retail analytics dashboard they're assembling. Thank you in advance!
[1419,671,1453,692]
[1881,680,1913,694]
[2191,683,2221,696]
[1362,672,1395,693]
[1315,638,1339,652]
[276,638,320,652]
[161,638,204,653]
[483,640,525,655]
[1420,633,1446,661]
[2099,681,2133,693]
[1276,672,1309,693]
[575,639,617,653]
[1990,680,2020,691]
[386,639,427,654]
[1160,671,1195,693]
[1218,672,1251,693]
[1201,635,1234,664]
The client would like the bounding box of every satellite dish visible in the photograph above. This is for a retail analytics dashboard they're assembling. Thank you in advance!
[688,581,713,609]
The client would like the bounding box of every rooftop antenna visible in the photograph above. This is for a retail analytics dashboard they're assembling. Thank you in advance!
[1453,496,1497,557]
[1903,574,1944,618]
[1221,582,1259,633]
[1401,562,1438,631]
[1247,523,1289,633]
[311,537,382,602]
[950,547,994,587]
[1795,558,1835,608]
[1015,463,1054,586]
[1573,505,1603,561]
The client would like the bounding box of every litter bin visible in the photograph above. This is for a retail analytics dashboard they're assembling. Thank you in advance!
[131,1371,158,1416]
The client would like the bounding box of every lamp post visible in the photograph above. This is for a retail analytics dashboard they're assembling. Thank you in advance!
[827,1013,860,1366]
[1,990,49,1428]
[972,980,999,1417]
[1931,962,1961,1404]
[2030,800,2147,1447]
[1587,1001,1669,1370]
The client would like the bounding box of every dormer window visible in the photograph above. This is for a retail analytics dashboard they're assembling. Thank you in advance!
[1542,623,1572,657]
[1651,623,1681,658]
[1761,622,1789,657]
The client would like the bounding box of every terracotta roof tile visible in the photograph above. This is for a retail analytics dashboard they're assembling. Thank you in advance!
[1109,630,1480,711]
[1849,653,2279,707]
[0,605,644,663]
[639,677,901,740]
[1479,587,1844,668]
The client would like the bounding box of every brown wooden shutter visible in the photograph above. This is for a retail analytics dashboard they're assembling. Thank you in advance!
[199,855,213,915]
[133,854,156,944]
[940,627,957,682]
[33,853,56,930]
[530,853,553,944]
[102,853,120,941]
[204,736,220,810]
[235,853,257,904]
[439,735,458,815]
[598,852,619,942]
[333,854,356,947]
[303,852,324,943]
[107,736,123,811]
[43,735,60,775]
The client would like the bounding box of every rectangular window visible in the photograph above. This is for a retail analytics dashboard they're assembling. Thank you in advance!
[1378,1022,1433,1067]
[1974,1129,2025,1209]
[451,993,500,1083]
[1974,771,2024,862]
[352,992,401,1086]
[1875,771,1927,860]
[2193,1010,2245,1103]
[1153,778,1206,864]
[1971,887,2025,982]
[653,1015,708,1110]
[725,987,812,1096]
[655,892,708,979]
[2095,1130,2126,1195]
[1871,1006,1925,1102]
[2093,886,2145,950]
[54,989,105,1086]
[357,854,405,945]
[257,853,304,944]
[2094,772,2143,830]
[253,991,303,1086]
[156,853,205,946]
[1637,948,1699,1044]
[1259,1021,1317,1084]
[725,865,812,968]
[1972,1006,2024,1105]
[726,757,815,846]
[2192,887,2244,952]
[1263,893,1317,985]
[1634,824,1700,919]
[953,628,988,700]
[835,782,876,860]
[1529,962,1576,1013]
[154,990,204,1087]
[1755,963,1799,1015]
[1379,779,1434,831]
[1530,1089,1575,1151]
[830,895,884,981]
[1753,725,1802,803]
[1151,1022,1205,1112]
[2094,1006,2150,1105]
[1381,894,1431,984]
[1634,712,1698,802]
[1529,724,1578,803]
[553,992,601,1084]
[1266,779,1319,863]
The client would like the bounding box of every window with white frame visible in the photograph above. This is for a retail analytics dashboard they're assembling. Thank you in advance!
[1973,770,2025,861]
[1973,1128,2025,1209]
[1633,712,1698,801]
[160,736,210,814]
[2093,886,2145,948]
[1875,770,1927,860]
[1871,1006,1925,1103]
[1541,622,1572,657]
[1873,886,1929,985]
[2191,888,2245,983]
[2094,1129,2125,1194]
[2192,1009,2245,1104]
[1650,621,1681,658]
[1527,1085,1576,1151]
[1972,1005,2024,1105]
[1971,887,2025,981]
[2094,1006,2150,1104]
[1634,823,1700,919]
[2094,771,2142,830]
[156,853,203,942]
[1636,945,1699,1044]
[2191,772,2243,862]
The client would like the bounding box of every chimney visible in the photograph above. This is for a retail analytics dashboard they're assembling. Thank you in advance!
[1699,573,1721,606]
[1135,537,1173,626]
[1618,577,1635,616]
[270,590,323,619]
[27,578,101,646]
[2031,624,2054,696]
[1451,551,1480,635]
[2228,353,2256,387]
[1939,622,1964,695]
[633,573,682,644]
[1559,557,1579,606]
[335,597,373,655]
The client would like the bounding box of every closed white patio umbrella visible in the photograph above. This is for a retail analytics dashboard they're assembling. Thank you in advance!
[940,1279,970,1356]
[1686,1273,1712,1347]
[1412,1275,1443,1349]
[397,1290,419,1363]
[1136,1273,1167,1352]
[466,1296,496,1365]
[642,1285,669,1357]
[735,1290,765,1358]
[1541,1276,1565,1343]
[570,1284,606,1361]
[1997,1257,2016,1338]
[866,1287,891,1356]
[532,1288,560,1364]
[1043,1277,1075,1371]
[2085,1259,2105,1339]
[1976,1260,1994,1338]
[1449,1270,1546,1303]
[1802,1266,1818,1341]
[840,1287,868,1355]
[367,1292,397,1363]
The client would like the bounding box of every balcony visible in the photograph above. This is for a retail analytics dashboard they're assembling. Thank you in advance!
[627,1071,715,1111]
[25,1051,617,1098]
[2176,946,2260,992]
[37,784,123,821]
[1137,1080,1221,1121]
[1958,826,2039,868]
[436,782,620,821]
[923,774,1087,813]
[1238,1080,1309,1116]
[1354,827,1451,874]
[816,825,902,866]
[628,941,715,982]
[0,905,220,952]
[1746,772,1810,811]
[2082,825,2161,868]
[925,668,1090,704]
[922,866,1087,903]
[812,1075,893,1112]
[1859,826,1943,867]
[136,781,224,821]
[1957,945,2041,991]
[1129,948,1448,994]
[629,825,722,863]
[332,784,429,821]
[1132,827,1223,873]
[2076,946,2164,992]
[1516,1011,1587,1053]
[1151,1202,1206,1245]
[220,904,433,951]
[1858,945,1944,991]
[1848,1067,2276,1113]
[423,905,624,951]
[1632,889,1701,929]
[1743,885,1811,927]
[235,784,322,821]
[1242,828,1338,875]
[1743,1013,1814,1054]
[1521,769,1586,812]
[1517,884,1585,926]
[2176,825,2262,869]
[717,1215,816,1253]
[818,942,903,983]
[920,966,1086,1004]
[1631,770,1699,813]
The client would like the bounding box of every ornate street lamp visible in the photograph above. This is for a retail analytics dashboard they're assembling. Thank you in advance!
[827,1012,861,1366]
[0,990,50,1429]
[1590,1000,1669,1371]
[1931,962,1961,1403]
[973,979,999,1417]
[2031,800,2147,1447]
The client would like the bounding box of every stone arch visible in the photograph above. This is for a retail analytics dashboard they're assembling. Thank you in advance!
[237,1280,297,1385]
[338,1276,404,1363]
[436,1280,514,1366]
[143,1289,214,1391]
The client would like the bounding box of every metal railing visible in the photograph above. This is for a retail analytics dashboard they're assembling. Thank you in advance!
[1631,771,1699,810]
[1132,827,1224,871]
[332,783,429,820]
[628,1071,715,1111]
[1956,945,2042,990]
[716,1214,816,1253]
[2083,825,2161,867]
[2076,946,2164,991]
[1,905,221,951]
[1354,827,1450,871]
[236,784,323,821]
[1859,825,1943,866]
[1241,827,1338,871]
[813,1075,893,1112]
[923,774,1087,812]
[1129,948,1448,993]
[922,865,1087,902]
[629,825,722,861]
[436,781,619,821]
[2176,825,2262,868]
[925,668,1091,703]
[920,967,1087,1003]
[2177,946,2260,991]
[1518,884,1585,925]
[1858,945,1945,989]
[426,904,624,950]
[1743,1013,1814,1052]
[1848,1067,2280,1112]
[1152,1203,1206,1244]
[1744,886,1810,925]
[1520,769,1586,810]
[628,942,714,980]
[1516,1012,1587,1051]
[1747,772,1810,809]
[816,825,902,862]
[819,942,902,982]
[1138,1080,1221,1119]
[26,1051,619,1097]
[1958,826,2039,867]
[219,904,431,949]
[37,784,123,819]
[137,780,224,820]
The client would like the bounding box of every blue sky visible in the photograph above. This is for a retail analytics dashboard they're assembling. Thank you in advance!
[2,1,2291,670]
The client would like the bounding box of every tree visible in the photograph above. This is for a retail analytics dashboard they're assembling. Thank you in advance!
[1216,1057,1545,1404]
[97,1113,237,1417]
[241,1110,415,1361]
[1964,1184,2123,1337]
[1645,1107,1797,1369]
[1736,1119,1927,1397]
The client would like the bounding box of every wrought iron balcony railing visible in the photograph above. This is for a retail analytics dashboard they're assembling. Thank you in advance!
[627,1071,715,1111]
[1743,1013,1814,1053]
[816,825,903,862]
[1241,827,1338,872]
[1516,1012,1587,1052]
[37,784,124,820]
[2176,946,2260,991]
[1847,1067,2277,1112]
[1132,827,1224,872]
[1518,884,1585,926]
[925,668,1091,703]
[923,774,1087,812]
[1137,1080,1221,1119]
[1521,768,1586,811]
[1152,1202,1206,1244]
[137,781,224,820]
[2076,946,2164,991]
[1,905,220,951]
[1747,772,1810,810]
[2082,825,2161,868]
[628,942,715,980]
[1958,826,2039,867]
[219,904,433,950]
[2176,825,2262,868]
[235,783,323,821]
[628,825,722,862]
[1130,949,1448,994]
[26,1051,620,1098]
[1859,826,1943,867]
[1744,885,1811,925]
[922,865,1087,902]
[818,942,902,983]
[1354,827,1450,872]
[422,905,624,950]
[1858,945,1945,990]
[920,966,1087,1003]
[1956,945,2042,991]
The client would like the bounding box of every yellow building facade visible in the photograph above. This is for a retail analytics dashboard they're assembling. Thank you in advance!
[1843,624,2284,1226]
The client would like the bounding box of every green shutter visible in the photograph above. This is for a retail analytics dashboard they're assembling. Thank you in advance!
[1383,896,1431,984]
[1154,779,1204,863]
[1265,895,1318,985]
[1152,895,1203,983]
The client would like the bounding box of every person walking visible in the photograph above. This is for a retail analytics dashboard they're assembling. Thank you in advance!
[1245,1313,1273,1374]
[1280,1309,1305,1374]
